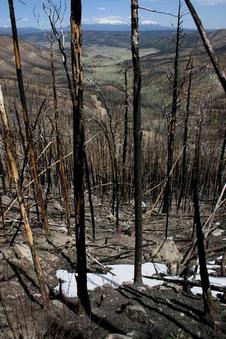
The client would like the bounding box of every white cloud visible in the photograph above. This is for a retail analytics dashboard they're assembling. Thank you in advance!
[141,19,158,25]
[196,0,226,5]
[95,16,128,25]
[98,7,106,11]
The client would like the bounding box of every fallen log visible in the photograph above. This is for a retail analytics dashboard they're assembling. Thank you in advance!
[142,275,226,294]
[87,252,116,276]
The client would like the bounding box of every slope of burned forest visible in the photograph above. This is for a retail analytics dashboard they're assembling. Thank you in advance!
[0,3,226,336]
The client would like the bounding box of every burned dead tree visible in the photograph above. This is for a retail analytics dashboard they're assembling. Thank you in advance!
[85,152,96,241]
[121,65,129,202]
[184,0,226,92]
[0,86,49,308]
[50,39,71,234]
[71,0,90,313]
[185,0,226,322]
[162,0,182,238]
[215,129,226,197]
[8,0,49,234]
[131,0,143,284]
[192,112,221,329]
[178,59,193,211]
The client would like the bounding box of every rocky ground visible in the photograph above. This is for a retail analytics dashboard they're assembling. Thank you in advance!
[0,194,226,338]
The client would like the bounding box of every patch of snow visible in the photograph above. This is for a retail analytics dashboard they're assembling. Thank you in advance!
[191,274,226,298]
[207,264,220,269]
[56,261,226,301]
[208,270,217,275]
[56,262,167,298]
[191,286,222,298]
[208,275,226,287]
[191,286,202,296]
[195,263,220,275]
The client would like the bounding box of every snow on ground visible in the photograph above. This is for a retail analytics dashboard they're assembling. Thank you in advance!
[56,258,226,300]
[191,259,226,298]
[56,262,167,298]
[191,275,226,298]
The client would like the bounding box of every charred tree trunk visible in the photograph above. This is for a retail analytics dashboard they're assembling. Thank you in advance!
[50,41,71,234]
[131,0,143,284]
[215,129,226,196]
[184,0,226,92]
[221,248,226,277]
[184,3,226,311]
[85,152,96,241]
[162,0,182,239]
[122,66,129,202]
[0,193,6,239]
[0,86,49,308]
[8,0,49,234]
[178,63,193,211]
[192,114,221,330]
[0,155,6,194]
[71,0,90,313]
[92,84,119,230]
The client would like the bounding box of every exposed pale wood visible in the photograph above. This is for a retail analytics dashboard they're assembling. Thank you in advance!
[0,85,49,308]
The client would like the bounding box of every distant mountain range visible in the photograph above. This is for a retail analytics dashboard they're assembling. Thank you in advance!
[1,25,224,53]
[83,23,173,31]
[0,26,42,35]
[0,23,173,36]
[0,25,198,52]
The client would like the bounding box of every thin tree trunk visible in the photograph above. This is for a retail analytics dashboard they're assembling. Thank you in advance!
[50,41,71,234]
[192,114,221,331]
[0,193,6,239]
[85,152,96,241]
[122,66,129,202]
[215,129,226,196]
[162,0,182,239]
[178,64,193,210]
[0,155,6,194]
[221,249,226,277]
[184,0,226,92]
[185,2,226,314]
[71,0,91,313]
[131,0,143,284]
[0,86,49,308]
[8,0,49,234]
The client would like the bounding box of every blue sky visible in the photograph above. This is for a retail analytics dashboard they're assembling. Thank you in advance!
[0,0,226,29]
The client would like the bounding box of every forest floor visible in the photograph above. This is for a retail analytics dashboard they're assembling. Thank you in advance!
[0,194,226,338]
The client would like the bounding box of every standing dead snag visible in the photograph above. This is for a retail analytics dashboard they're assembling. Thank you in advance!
[50,40,71,234]
[192,113,221,330]
[8,0,49,234]
[131,0,143,284]
[162,0,182,238]
[178,58,193,212]
[0,86,49,308]
[85,152,96,241]
[185,0,226,326]
[184,0,226,92]
[215,129,226,197]
[122,66,129,202]
[71,0,91,313]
